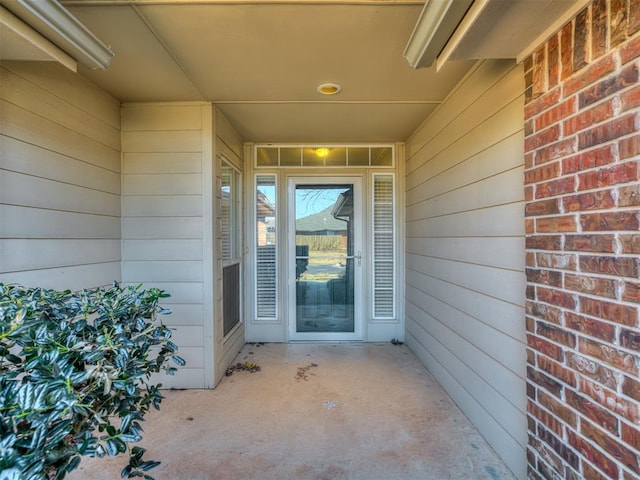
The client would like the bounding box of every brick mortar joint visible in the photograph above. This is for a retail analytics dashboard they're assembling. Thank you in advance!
[525,264,640,282]
[562,422,630,473]
[526,291,639,336]
[527,362,640,438]
[524,169,638,196]
[569,339,637,378]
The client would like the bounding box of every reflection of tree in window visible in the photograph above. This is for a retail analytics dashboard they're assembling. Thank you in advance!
[256,189,275,247]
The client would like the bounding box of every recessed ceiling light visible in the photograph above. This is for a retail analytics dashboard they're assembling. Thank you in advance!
[317,83,342,95]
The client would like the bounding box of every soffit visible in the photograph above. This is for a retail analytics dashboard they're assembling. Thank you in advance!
[61,1,475,142]
[3,0,582,143]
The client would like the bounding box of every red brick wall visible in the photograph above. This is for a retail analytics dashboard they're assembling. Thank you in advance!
[524,0,640,478]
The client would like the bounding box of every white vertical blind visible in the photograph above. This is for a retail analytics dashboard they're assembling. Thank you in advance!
[255,175,277,319]
[373,174,395,318]
[220,162,233,262]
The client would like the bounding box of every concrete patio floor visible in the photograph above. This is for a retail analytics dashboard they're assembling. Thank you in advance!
[68,343,516,480]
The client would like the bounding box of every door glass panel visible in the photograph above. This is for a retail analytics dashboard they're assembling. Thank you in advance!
[295,184,354,333]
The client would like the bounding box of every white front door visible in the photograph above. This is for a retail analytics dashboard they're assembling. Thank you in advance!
[288,177,363,341]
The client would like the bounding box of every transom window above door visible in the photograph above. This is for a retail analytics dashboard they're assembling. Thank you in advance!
[255,145,394,168]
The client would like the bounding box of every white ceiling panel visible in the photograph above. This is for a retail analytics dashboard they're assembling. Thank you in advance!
[62,2,475,142]
[216,102,439,142]
[137,3,472,101]
[69,5,205,101]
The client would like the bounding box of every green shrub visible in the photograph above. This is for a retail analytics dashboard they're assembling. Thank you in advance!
[0,283,184,480]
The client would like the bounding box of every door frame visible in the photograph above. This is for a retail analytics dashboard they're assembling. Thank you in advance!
[287,175,364,341]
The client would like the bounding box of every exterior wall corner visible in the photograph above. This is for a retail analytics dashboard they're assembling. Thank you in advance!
[523,1,640,478]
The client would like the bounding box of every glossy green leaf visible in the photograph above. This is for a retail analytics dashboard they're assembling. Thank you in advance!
[1,282,174,479]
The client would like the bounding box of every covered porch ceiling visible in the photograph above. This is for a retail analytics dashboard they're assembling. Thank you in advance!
[1,0,585,143]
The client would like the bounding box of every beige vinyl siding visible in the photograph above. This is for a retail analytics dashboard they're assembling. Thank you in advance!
[0,61,121,291]
[404,59,526,479]
[213,110,245,383]
[122,102,212,389]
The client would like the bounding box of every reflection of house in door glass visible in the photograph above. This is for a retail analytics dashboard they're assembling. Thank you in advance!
[295,185,354,334]
[256,189,276,246]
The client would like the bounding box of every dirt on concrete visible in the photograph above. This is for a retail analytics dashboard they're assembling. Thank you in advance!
[67,343,517,480]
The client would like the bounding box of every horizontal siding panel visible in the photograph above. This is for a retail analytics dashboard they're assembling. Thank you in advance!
[406,321,527,479]
[122,261,203,283]
[1,65,120,149]
[1,137,120,194]
[423,60,521,145]
[160,304,204,326]
[1,170,120,216]
[406,284,526,384]
[171,325,204,347]
[407,98,523,192]
[1,205,120,239]
[406,60,522,162]
[0,60,122,292]
[123,152,202,174]
[151,368,205,389]
[122,104,203,131]
[406,255,525,306]
[0,262,121,290]
[171,346,204,369]
[406,203,524,238]
[406,133,523,206]
[122,130,202,153]
[1,61,120,129]
[123,239,203,261]
[123,196,202,218]
[1,239,120,273]
[120,103,217,389]
[406,270,525,341]
[123,174,202,196]
[407,167,524,219]
[123,196,202,217]
[122,217,202,239]
[406,236,524,271]
[405,59,525,478]
[132,282,203,304]
[0,100,120,173]
[405,305,524,430]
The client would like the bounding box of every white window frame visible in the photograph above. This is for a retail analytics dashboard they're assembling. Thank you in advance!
[253,144,395,168]
[287,175,364,341]
[220,157,243,339]
[254,173,278,321]
[221,158,242,267]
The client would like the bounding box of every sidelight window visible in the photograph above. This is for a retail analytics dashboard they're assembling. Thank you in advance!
[372,174,395,319]
[255,175,277,319]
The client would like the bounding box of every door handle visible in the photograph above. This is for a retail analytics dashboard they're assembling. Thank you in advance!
[351,251,362,267]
